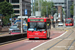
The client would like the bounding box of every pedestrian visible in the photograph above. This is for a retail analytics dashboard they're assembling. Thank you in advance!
[53,21,55,28]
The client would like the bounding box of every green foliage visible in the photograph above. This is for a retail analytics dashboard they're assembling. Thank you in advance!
[33,0,56,16]
[62,8,65,15]
[0,1,14,16]
[0,1,14,25]
[3,15,10,25]
[70,4,73,16]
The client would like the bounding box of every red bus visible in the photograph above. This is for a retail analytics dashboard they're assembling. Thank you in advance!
[65,18,74,26]
[27,18,51,39]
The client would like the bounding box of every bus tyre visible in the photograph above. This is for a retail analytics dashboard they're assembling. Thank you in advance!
[29,38,33,40]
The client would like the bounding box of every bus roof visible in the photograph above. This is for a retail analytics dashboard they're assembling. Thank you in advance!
[27,18,50,22]
[66,18,73,19]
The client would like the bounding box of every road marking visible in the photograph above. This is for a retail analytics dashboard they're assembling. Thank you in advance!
[31,30,68,50]
[66,30,68,31]
[0,38,28,47]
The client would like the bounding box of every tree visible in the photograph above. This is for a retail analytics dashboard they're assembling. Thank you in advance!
[33,0,56,16]
[0,1,14,16]
[0,1,14,25]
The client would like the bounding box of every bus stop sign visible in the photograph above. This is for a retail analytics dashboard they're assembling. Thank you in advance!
[25,9,27,15]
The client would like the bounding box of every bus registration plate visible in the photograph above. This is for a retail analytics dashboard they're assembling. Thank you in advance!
[35,37,39,39]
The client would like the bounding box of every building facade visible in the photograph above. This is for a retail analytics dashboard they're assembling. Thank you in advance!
[31,0,66,16]
[47,0,73,18]
[0,0,31,17]
[67,0,73,18]
[31,0,34,16]
[31,0,73,18]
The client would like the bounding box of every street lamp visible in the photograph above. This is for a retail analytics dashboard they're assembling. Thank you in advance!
[51,0,53,28]
[32,0,33,16]
[20,0,23,33]
[67,0,68,18]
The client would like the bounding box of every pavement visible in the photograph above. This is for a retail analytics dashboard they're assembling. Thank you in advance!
[32,26,75,50]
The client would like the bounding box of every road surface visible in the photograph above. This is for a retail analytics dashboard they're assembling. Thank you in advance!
[0,28,65,50]
[32,27,75,50]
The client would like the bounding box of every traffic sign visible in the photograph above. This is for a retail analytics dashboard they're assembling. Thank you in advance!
[25,9,27,15]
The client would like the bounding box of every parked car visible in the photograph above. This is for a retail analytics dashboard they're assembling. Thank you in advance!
[58,22,63,26]
[13,24,18,27]
[11,29,21,35]
[14,20,21,24]
[9,26,19,34]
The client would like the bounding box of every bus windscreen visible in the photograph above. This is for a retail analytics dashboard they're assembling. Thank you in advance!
[28,22,46,31]
[66,19,72,23]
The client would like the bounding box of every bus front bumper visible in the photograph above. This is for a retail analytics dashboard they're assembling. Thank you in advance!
[27,35,47,39]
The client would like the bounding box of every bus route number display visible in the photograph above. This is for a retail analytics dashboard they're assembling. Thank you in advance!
[30,19,44,21]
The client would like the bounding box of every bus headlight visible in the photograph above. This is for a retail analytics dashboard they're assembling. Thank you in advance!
[44,32,46,33]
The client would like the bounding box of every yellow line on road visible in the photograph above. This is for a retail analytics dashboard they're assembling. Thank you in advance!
[0,33,9,36]
[66,30,68,31]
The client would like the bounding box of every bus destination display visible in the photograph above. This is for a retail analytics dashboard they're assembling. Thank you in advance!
[30,19,44,21]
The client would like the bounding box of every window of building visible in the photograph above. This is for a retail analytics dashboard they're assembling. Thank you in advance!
[0,0,9,2]
[14,10,19,13]
[13,5,19,8]
[54,3,64,4]
[0,0,4,2]
[62,7,65,8]
[12,0,19,3]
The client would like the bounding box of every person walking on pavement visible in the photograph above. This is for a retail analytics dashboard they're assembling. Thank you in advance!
[53,21,55,28]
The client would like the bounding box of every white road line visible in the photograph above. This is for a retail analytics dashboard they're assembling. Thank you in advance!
[31,30,68,50]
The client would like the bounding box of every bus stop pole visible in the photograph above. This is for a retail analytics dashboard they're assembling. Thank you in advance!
[32,0,33,16]
[20,0,23,33]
